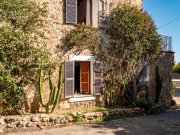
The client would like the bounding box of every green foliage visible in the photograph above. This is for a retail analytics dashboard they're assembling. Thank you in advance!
[85,107,110,112]
[135,99,154,110]
[74,113,83,123]
[39,61,63,114]
[95,4,162,106]
[171,83,176,97]
[0,0,48,115]
[173,62,180,74]
[65,24,100,49]
[0,95,3,115]
[104,78,118,107]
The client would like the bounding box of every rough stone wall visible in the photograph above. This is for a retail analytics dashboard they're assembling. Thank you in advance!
[148,52,174,106]
[25,0,92,113]
[0,108,144,131]
[31,0,92,61]
[69,101,96,109]
[107,0,142,12]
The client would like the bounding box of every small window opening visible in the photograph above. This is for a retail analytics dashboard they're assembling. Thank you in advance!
[75,62,81,94]
[77,0,86,24]
[77,0,91,25]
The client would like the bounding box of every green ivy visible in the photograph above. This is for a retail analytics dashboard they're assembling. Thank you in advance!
[173,62,180,74]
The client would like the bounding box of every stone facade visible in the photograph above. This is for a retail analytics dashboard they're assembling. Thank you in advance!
[24,0,174,114]
[26,0,93,113]
[24,0,143,113]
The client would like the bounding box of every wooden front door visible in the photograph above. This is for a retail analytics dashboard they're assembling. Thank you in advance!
[80,62,90,94]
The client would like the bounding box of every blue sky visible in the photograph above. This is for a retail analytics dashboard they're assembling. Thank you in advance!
[143,0,180,62]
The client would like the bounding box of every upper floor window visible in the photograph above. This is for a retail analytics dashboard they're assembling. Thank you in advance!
[66,0,99,28]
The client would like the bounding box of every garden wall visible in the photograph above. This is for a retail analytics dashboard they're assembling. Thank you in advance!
[0,108,144,131]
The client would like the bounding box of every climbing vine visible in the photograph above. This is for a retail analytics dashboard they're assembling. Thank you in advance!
[65,24,100,49]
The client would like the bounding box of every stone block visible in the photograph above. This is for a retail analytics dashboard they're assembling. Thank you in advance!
[4,117,17,123]
[41,117,49,123]
[26,122,38,127]
[17,121,27,128]
[6,123,17,128]
[0,118,6,126]
[0,129,4,134]
[54,118,60,124]
[49,117,56,123]
[31,117,39,122]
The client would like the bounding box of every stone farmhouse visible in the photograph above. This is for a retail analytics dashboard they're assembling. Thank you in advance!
[26,0,174,113]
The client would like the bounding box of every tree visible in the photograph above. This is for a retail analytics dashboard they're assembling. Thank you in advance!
[95,4,162,106]
[0,0,48,114]
[173,62,180,74]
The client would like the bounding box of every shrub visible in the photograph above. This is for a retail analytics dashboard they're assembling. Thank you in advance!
[95,3,162,106]
[65,24,100,49]
[75,113,83,123]
[173,62,180,74]
[0,0,49,115]
[135,99,154,110]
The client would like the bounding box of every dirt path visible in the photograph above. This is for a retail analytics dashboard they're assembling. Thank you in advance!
[5,109,180,135]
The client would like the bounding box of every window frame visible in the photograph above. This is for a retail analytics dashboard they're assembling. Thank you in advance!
[64,55,103,99]
[66,0,94,26]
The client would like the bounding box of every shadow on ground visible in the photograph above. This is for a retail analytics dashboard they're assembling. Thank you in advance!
[6,110,180,135]
[89,110,180,135]
[84,87,180,135]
